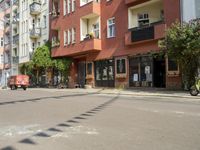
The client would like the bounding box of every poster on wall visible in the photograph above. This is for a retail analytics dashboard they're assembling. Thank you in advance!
[145,66,150,74]
[133,74,138,81]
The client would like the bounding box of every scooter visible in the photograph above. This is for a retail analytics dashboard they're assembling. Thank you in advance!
[190,77,200,96]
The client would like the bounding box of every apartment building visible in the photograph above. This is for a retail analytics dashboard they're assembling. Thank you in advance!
[50,0,181,89]
[0,0,11,87]
[181,0,200,22]
[9,0,49,75]
[0,7,4,86]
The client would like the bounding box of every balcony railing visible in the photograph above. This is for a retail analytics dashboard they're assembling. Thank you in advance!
[125,21,166,45]
[12,56,19,64]
[79,0,101,17]
[13,13,19,24]
[30,28,41,38]
[13,0,19,5]
[79,38,102,52]
[125,0,149,5]
[51,39,60,48]
[13,34,19,45]
[30,2,41,15]
[4,43,11,51]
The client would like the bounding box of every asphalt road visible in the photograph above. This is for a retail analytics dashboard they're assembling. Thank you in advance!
[0,89,200,150]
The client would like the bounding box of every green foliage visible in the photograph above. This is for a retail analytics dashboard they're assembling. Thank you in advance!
[159,20,200,88]
[53,58,72,83]
[19,42,72,86]
[32,44,53,68]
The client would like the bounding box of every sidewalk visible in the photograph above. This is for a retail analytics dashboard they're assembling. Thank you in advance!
[30,87,200,100]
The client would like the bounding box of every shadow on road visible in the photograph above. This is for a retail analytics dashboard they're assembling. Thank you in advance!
[0,90,105,106]
[0,94,119,150]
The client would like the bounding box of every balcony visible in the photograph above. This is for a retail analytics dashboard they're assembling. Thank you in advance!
[51,0,60,19]
[12,56,19,64]
[125,0,149,5]
[30,28,41,38]
[79,0,101,18]
[4,63,11,69]
[80,38,102,52]
[51,39,60,48]
[13,13,19,24]
[30,2,41,15]
[13,34,19,45]
[4,43,11,52]
[13,0,19,5]
[125,22,166,45]
[80,16,100,41]
[51,38,102,57]
[5,26,11,34]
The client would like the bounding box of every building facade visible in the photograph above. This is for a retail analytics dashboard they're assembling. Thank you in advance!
[181,0,200,22]
[0,0,11,87]
[10,0,49,76]
[50,0,182,89]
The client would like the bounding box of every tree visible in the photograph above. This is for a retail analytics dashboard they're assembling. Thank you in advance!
[53,58,71,83]
[32,43,53,84]
[159,20,200,88]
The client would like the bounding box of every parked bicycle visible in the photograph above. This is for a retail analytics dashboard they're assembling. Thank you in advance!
[190,77,200,96]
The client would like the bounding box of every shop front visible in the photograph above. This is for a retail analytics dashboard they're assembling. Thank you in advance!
[129,55,166,88]
[94,59,115,87]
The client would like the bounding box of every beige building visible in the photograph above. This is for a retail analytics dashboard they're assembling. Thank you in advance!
[0,0,11,87]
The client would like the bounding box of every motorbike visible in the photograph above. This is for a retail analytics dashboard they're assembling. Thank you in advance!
[190,77,200,96]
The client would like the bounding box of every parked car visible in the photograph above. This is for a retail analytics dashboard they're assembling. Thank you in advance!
[8,75,29,90]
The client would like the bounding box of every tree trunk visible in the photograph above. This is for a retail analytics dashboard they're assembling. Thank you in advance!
[36,68,39,85]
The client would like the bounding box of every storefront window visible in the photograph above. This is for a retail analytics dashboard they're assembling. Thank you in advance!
[96,67,101,80]
[116,59,126,74]
[168,58,178,71]
[95,59,114,87]
[87,62,92,75]
[102,66,108,80]
[129,56,153,87]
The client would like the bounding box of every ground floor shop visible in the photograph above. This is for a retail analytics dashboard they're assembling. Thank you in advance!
[68,54,181,89]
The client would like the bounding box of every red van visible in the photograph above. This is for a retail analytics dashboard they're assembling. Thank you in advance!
[8,75,29,90]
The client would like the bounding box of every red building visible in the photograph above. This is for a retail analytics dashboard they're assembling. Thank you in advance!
[50,0,182,89]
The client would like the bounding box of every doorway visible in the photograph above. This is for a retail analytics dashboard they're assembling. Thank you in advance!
[95,59,115,87]
[77,61,86,88]
[153,58,166,88]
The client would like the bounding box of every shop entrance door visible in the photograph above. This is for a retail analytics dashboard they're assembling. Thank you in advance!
[153,58,166,88]
[77,61,86,88]
[95,59,115,87]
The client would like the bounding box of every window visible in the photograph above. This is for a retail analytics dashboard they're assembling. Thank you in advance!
[167,57,179,76]
[67,0,71,14]
[72,0,75,12]
[168,58,178,71]
[138,13,149,27]
[107,17,115,38]
[32,43,35,51]
[64,31,67,45]
[0,55,3,64]
[87,62,92,75]
[43,15,47,28]
[116,58,126,74]
[93,23,99,38]
[0,37,3,47]
[195,0,200,18]
[67,29,71,44]
[72,28,76,43]
[63,0,67,15]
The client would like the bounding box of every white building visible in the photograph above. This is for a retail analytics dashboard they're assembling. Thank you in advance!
[181,0,200,22]
[11,0,49,75]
